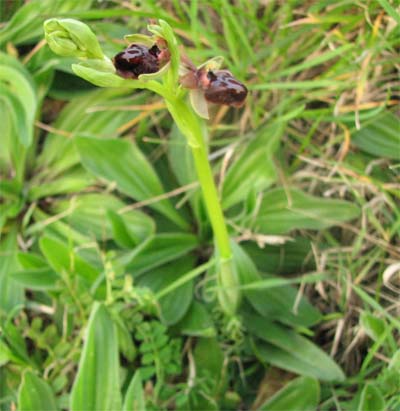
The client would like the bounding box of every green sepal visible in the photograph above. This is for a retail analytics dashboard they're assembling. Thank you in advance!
[189,89,209,119]
[72,59,128,88]
[148,19,180,89]
[124,33,154,47]
[71,59,168,97]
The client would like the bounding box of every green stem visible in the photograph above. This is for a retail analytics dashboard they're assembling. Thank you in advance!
[166,97,232,260]
[191,144,231,258]
[166,96,239,315]
[166,96,240,316]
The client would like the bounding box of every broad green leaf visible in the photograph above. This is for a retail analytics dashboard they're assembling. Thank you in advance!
[18,370,59,411]
[352,110,400,160]
[174,301,216,337]
[0,203,21,232]
[26,207,91,246]
[240,272,327,290]
[122,233,199,277]
[192,337,225,410]
[108,210,136,248]
[250,188,360,234]
[233,242,321,327]
[39,235,99,284]
[383,350,400,409]
[0,338,15,367]
[222,123,283,209]
[0,103,13,176]
[254,341,343,382]
[49,193,123,239]
[113,313,137,362]
[107,209,153,248]
[0,179,22,200]
[194,338,224,380]
[0,201,25,230]
[0,178,24,224]
[17,252,48,269]
[11,268,59,291]
[25,46,57,103]
[357,384,385,411]
[14,246,61,290]
[243,238,315,275]
[360,311,387,342]
[258,376,320,411]
[0,226,24,312]
[2,322,32,367]
[76,136,187,229]
[35,89,142,176]
[48,193,154,242]
[136,257,194,325]
[248,314,345,381]
[0,54,37,147]
[0,53,30,177]
[0,87,32,148]
[0,53,37,117]
[0,336,30,368]
[70,303,122,411]
[28,167,95,199]
[123,370,146,411]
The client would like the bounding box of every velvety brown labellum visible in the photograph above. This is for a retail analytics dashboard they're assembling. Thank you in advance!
[204,70,248,107]
[113,44,160,79]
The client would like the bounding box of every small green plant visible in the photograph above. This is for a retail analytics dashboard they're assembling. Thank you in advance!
[1,2,398,410]
[135,321,182,402]
[44,17,247,319]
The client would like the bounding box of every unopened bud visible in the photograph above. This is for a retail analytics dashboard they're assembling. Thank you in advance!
[44,18,104,59]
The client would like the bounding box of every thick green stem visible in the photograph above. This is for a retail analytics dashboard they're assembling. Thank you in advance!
[166,96,239,315]
[191,143,231,259]
[166,97,232,259]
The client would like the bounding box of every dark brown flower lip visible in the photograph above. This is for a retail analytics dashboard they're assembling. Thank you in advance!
[179,58,248,108]
[113,42,169,79]
[203,70,248,107]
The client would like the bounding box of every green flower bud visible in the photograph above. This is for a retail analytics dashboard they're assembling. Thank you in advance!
[44,18,104,59]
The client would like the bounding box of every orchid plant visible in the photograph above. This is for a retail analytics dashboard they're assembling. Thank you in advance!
[43,18,248,318]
